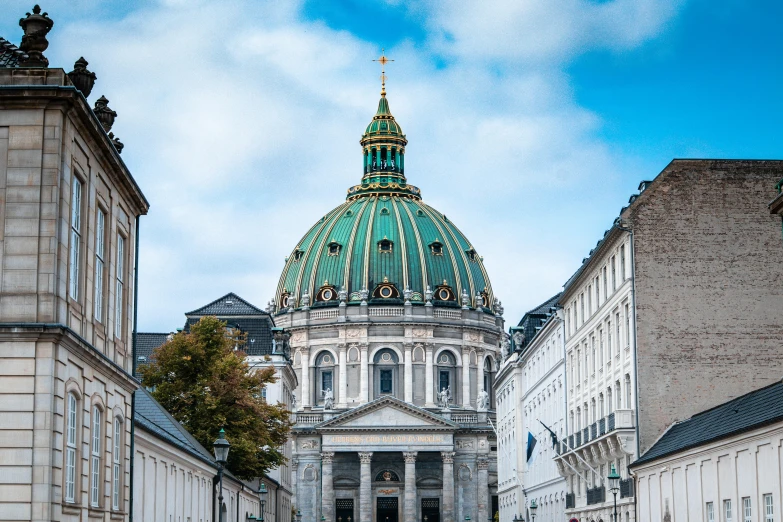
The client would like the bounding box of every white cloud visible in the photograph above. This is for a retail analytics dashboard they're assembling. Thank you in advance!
[0,0,681,329]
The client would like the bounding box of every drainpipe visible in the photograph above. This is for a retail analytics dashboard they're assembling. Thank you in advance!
[616,223,641,471]
[129,215,140,521]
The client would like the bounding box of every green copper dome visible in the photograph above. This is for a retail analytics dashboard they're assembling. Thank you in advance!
[274,93,495,312]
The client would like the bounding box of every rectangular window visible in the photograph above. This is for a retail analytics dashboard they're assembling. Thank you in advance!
[69,180,82,300]
[439,370,450,392]
[115,235,125,339]
[765,494,774,522]
[591,337,596,374]
[595,276,600,307]
[725,500,733,522]
[321,371,333,393]
[91,406,102,507]
[603,266,608,297]
[707,502,715,522]
[625,304,631,347]
[112,418,121,510]
[599,329,604,366]
[607,321,612,360]
[615,313,620,355]
[576,350,581,381]
[65,393,78,503]
[744,498,752,522]
[587,286,592,316]
[611,256,617,291]
[580,294,585,324]
[620,245,626,280]
[380,370,393,394]
[95,211,106,322]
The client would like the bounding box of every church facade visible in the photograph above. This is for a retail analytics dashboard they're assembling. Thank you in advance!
[271,78,505,522]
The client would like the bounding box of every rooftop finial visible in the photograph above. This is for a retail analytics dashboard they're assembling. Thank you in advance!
[373,48,393,97]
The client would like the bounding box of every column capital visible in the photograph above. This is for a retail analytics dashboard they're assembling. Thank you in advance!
[291,457,299,470]
[358,452,373,464]
[403,341,414,350]
[403,451,418,463]
[477,457,489,470]
[337,343,347,351]
[321,452,335,464]
[359,342,369,350]
[425,342,435,352]
[441,451,455,464]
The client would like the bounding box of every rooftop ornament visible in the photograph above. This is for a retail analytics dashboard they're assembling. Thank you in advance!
[18,5,54,68]
[67,57,97,97]
[94,96,117,132]
[108,132,124,154]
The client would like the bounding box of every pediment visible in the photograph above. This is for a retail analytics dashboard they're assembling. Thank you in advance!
[317,396,458,430]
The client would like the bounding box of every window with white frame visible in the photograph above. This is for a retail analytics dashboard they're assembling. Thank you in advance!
[764,494,773,522]
[743,498,752,522]
[615,381,621,409]
[620,244,626,280]
[625,304,631,348]
[69,179,83,300]
[599,329,604,366]
[65,393,78,502]
[595,276,600,306]
[95,211,106,322]
[625,374,632,408]
[602,266,607,297]
[607,320,612,360]
[115,234,125,339]
[112,417,122,510]
[707,502,715,522]
[725,499,733,522]
[90,406,102,507]
[611,255,617,291]
[587,285,592,316]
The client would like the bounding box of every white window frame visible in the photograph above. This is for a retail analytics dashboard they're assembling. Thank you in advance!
[115,234,125,339]
[744,497,752,522]
[611,255,617,291]
[112,417,122,510]
[69,179,83,300]
[65,393,78,503]
[90,406,102,507]
[764,494,773,522]
[724,499,733,522]
[95,211,106,322]
[625,303,631,348]
[707,502,715,522]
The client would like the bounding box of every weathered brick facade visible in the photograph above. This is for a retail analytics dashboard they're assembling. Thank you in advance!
[622,159,783,454]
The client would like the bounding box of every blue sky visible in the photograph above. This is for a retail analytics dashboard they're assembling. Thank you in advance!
[1,0,780,331]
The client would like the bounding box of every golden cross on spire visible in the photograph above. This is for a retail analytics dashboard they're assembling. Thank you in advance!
[373,48,394,96]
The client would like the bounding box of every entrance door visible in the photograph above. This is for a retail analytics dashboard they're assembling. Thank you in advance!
[421,498,440,522]
[336,498,354,522]
[377,496,399,522]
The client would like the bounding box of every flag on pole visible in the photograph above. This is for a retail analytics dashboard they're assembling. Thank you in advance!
[526,432,539,465]
[539,420,560,450]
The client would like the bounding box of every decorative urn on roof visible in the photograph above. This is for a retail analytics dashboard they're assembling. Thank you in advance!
[93,96,117,132]
[68,57,97,97]
[18,5,54,68]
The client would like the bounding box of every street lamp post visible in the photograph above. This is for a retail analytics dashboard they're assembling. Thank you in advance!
[295,510,302,522]
[259,483,268,522]
[608,463,621,522]
[529,500,537,522]
[213,428,231,522]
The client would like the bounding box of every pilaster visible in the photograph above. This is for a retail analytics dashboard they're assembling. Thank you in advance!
[359,452,373,522]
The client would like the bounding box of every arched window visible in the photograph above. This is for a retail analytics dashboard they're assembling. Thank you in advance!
[314,351,336,407]
[373,349,399,399]
[90,405,102,507]
[65,392,79,503]
[112,416,123,510]
[435,351,457,404]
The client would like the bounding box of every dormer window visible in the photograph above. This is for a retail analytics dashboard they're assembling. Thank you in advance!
[434,281,455,301]
[293,249,304,262]
[373,279,400,299]
[316,281,339,302]
[280,291,292,309]
[327,241,341,257]
[429,240,444,256]
[378,237,393,254]
[466,248,478,262]
[380,207,390,215]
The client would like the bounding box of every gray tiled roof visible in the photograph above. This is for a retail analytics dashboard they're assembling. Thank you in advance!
[632,379,783,467]
[515,293,561,351]
[134,388,216,467]
[186,292,266,316]
[133,332,170,376]
[0,37,26,68]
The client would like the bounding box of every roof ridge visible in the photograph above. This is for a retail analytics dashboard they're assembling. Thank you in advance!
[185,292,265,315]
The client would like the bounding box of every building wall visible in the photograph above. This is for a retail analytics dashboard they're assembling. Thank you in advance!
[134,429,261,522]
[624,160,783,454]
[520,316,567,522]
[634,422,783,522]
[495,354,523,521]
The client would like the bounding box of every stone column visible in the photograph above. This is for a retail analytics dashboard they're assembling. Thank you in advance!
[301,348,311,408]
[462,348,471,407]
[321,452,335,521]
[360,343,369,404]
[404,343,413,403]
[403,452,418,522]
[477,457,489,522]
[338,344,348,408]
[442,451,455,522]
[291,457,299,512]
[359,452,373,522]
[425,344,435,407]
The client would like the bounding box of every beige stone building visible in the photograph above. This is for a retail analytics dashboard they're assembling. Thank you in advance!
[0,11,148,522]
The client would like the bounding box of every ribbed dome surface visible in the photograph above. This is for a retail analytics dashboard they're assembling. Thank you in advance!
[363,96,404,138]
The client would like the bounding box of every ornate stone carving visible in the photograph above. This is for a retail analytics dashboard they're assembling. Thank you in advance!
[461,288,470,309]
[441,451,455,464]
[93,96,117,132]
[477,389,490,410]
[300,289,310,310]
[437,386,451,409]
[300,439,319,450]
[303,464,317,482]
[338,288,348,304]
[359,288,369,305]
[477,458,489,470]
[323,388,334,410]
[493,298,504,316]
[512,330,525,349]
[412,327,427,338]
[18,5,54,68]
[455,440,474,449]
[67,57,96,97]
[403,452,417,464]
[291,457,299,470]
[347,328,362,338]
[320,452,335,464]
[108,132,124,154]
[475,293,484,309]
[404,287,412,304]
[458,464,472,481]
[358,452,373,464]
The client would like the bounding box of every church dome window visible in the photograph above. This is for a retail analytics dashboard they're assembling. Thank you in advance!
[466,247,479,262]
[378,237,393,253]
[434,281,455,302]
[380,207,390,215]
[417,209,425,217]
[373,279,400,299]
[429,240,444,256]
[280,290,292,309]
[327,241,342,256]
[293,249,304,262]
[316,281,339,302]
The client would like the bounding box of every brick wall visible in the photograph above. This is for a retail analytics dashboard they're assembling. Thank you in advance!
[624,160,783,453]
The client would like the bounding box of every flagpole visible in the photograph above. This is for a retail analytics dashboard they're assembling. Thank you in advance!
[539,419,600,477]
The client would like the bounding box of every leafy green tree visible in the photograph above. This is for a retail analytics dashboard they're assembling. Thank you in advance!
[139,316,292,479]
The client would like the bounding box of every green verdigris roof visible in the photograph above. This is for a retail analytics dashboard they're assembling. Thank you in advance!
[274,92,494,312]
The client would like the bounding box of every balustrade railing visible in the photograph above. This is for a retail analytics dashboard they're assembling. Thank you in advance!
[295,414,323,425]
[310,309,338,320]
[590,422,597,440]
[583,427,589,443]
[599,418,606,436]
[369,307,404,317]
[434,309,462,320]
[608,412,616,431]
[452,414,479,425]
